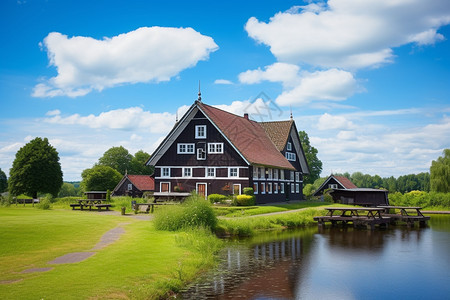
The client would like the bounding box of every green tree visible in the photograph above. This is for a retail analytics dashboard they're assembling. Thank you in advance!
[58,182,79,197]
[98,146,133,175]
[81,165,122,191]
[8,137,63,198]
[129,150,154,175]
[0,168,7,193]
[298,131,323,184]
[430,149,450,192]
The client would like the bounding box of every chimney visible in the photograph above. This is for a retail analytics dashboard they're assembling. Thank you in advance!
[244,113,249,120]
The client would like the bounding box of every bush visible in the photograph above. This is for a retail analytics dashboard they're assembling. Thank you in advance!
[36,198,51,210]
[388,191,450,208]
[243,187,254,196]
[154,193,217,231]
[208,194,227,204]
[234,194,255,206]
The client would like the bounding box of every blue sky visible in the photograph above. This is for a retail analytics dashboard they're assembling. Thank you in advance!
[1,0,450,181]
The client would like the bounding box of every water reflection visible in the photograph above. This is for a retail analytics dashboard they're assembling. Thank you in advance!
[180,217,450,299]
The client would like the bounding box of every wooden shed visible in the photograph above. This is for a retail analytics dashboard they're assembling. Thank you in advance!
[112,174,154,198]
[329,188,389,207]
[313,175,357,196]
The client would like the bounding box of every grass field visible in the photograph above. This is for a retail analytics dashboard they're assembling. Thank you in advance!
[0,207,221,299]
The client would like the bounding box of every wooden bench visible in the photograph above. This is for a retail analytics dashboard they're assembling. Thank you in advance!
[94,204,111,211]
[70,204,82,210]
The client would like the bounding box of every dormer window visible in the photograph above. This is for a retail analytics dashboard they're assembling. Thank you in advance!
[195,125,206,139]
[287,142,292,151]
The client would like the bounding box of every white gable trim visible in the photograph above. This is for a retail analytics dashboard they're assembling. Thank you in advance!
[289,123,310,174]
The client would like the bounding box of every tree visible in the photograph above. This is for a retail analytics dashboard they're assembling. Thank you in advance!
[0,168,7,193]
[430,149,450,193]
[129,150,154,175]
[98,146,133,175]
[8,137,63,198]
[58,182,80,197]
[298,131,323,184]
[81,165,122,191]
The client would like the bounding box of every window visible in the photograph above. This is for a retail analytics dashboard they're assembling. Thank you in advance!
[183,167,192,177]
[290,171,295,181]
[208,143,223,154]
[280,170,285,180]
[207,167,215,177]
[259,167,265,179]
[261,183,266,194]
[229,167,238,177]
[291,183,295,193]
[127,184,132,191]
[274,169,278,180]
[287,142,292,151]
[195,125,206,139]
[162,167,170,177]
[197,148,206,160]
[268,168,273,179]
[274,183,278,194]
[253,182,258,194]
[295,172,300,182]
[296,183,300,193]
[178,143,195,154]
[280,183,285,193]
[268,183,272,194]
[285,152,296,161]
[329,184,338,189]
[253,167,258,179]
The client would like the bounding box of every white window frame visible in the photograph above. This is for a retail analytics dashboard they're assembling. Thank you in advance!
[183,167,192,177]
[208,143,223,154]
[261,182,266,194]
[329,184,338,189]
[268,168,273,179]
[274,169,278,180]
[295,172,300,182]
[253,182,258,194]
[290,171,295,181]
[161,167,170,178]
[291,183,295,193]
[285,152,296,161]
[177,143,195,154]
[287,142,292,151]
[253,167,258,179]
[268,183,272,194]
[195,125,207,139]
[280,170,285,180]
[127,183,133,191]
[296,183,300,193]
[280,183,285,193]
[206,167,215,178]
[197,148,206,160]
[274,183,278,194]
[229,167,238,177]
[259,167,265,179]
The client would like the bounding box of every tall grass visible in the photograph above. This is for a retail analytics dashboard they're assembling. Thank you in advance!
[154,194,217,231]
[389,191,450,209]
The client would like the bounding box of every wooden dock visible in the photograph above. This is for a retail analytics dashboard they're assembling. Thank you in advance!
[314,206,431,230]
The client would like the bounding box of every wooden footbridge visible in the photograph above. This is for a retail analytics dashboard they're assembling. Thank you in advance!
[314,206,430,230]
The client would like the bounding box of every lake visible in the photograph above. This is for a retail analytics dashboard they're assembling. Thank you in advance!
[180,215,450,299]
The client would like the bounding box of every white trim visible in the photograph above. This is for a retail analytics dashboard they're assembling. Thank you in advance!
[161,167,170,178]
[196,182,207,198]
[296,183,300,193]
[285,152,296,161]
[229,167,238,177]
[127,183,133,191]
[268,182,272,194]
[197,148,206,160]
[261,182,266,194]
[287,142,292,151]
[295,172,300,182]
[155,176,248,180]
[274,183,278,194]
[195,125,207,139]
[206,167,216,178]
[160,182,171,193]
[253,182,258,194]
[208,142,224,154]
[183,167,192,177]
[291,183,295,193]
[233,184,241,195]
[280,183,285,193]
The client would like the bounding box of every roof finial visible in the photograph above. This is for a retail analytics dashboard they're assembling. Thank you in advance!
[290,105,293,120]
[197,80,202,102]
[176,108,178,123]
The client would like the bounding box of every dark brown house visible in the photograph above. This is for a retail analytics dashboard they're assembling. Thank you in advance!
[329,188,389,207]
[146,99,310,204]
[313,175,357,196]
[112,174,155,198]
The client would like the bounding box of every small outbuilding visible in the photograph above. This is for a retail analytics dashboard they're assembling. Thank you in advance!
[85,191,107,200]
[329,188,389,207]
[313,175,357,196]
[112,174,155,198]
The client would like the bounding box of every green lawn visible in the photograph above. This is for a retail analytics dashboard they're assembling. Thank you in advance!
[0,207,220,299]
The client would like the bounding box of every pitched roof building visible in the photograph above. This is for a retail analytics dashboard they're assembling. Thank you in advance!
[146,99,310,204]
[112,174,154,198]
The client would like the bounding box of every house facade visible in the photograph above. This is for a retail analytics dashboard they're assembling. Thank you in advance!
[112,174,155,198]
[312,175,357,196]
[146,99,310,204]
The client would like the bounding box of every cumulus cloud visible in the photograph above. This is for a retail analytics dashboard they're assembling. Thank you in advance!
[245,0,450,69]
[239,63,360,106]
[43,107,176,133]
[317,113,356,130]
[33,27,218,97]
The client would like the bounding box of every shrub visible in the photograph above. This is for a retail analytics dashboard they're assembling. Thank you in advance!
[234,194,255,206]
[243,187,254,196]
[208,193,227,204]
[154,193,217,231]
[106,190,111,201]
[36,198,51,210]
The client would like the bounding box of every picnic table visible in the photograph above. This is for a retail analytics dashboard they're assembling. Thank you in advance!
[325,207,385,218]
[70,199,111,211]
[377,205,430,227]
[314,207,389,230]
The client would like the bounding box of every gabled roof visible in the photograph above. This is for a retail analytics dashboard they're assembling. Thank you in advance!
[127,175,154,191]
[334,176,357,189]
[259,120,293,151]
[197,102,295,170]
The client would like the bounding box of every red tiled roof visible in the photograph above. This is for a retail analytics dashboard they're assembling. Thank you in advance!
[334,176,357,189]
[127,175,154,191]
[198,103,295,170]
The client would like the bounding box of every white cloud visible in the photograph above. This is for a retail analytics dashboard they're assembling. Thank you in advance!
[214,79,233,85]
[33,27,218,97]
[317,113,356,130]
[45,109,61,116]
[245,0,450,69]
[238,62,300,87]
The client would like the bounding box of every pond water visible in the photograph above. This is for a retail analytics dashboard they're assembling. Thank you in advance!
[180,216,450,299]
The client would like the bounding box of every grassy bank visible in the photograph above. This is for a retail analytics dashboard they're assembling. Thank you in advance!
[0,207,221,299]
